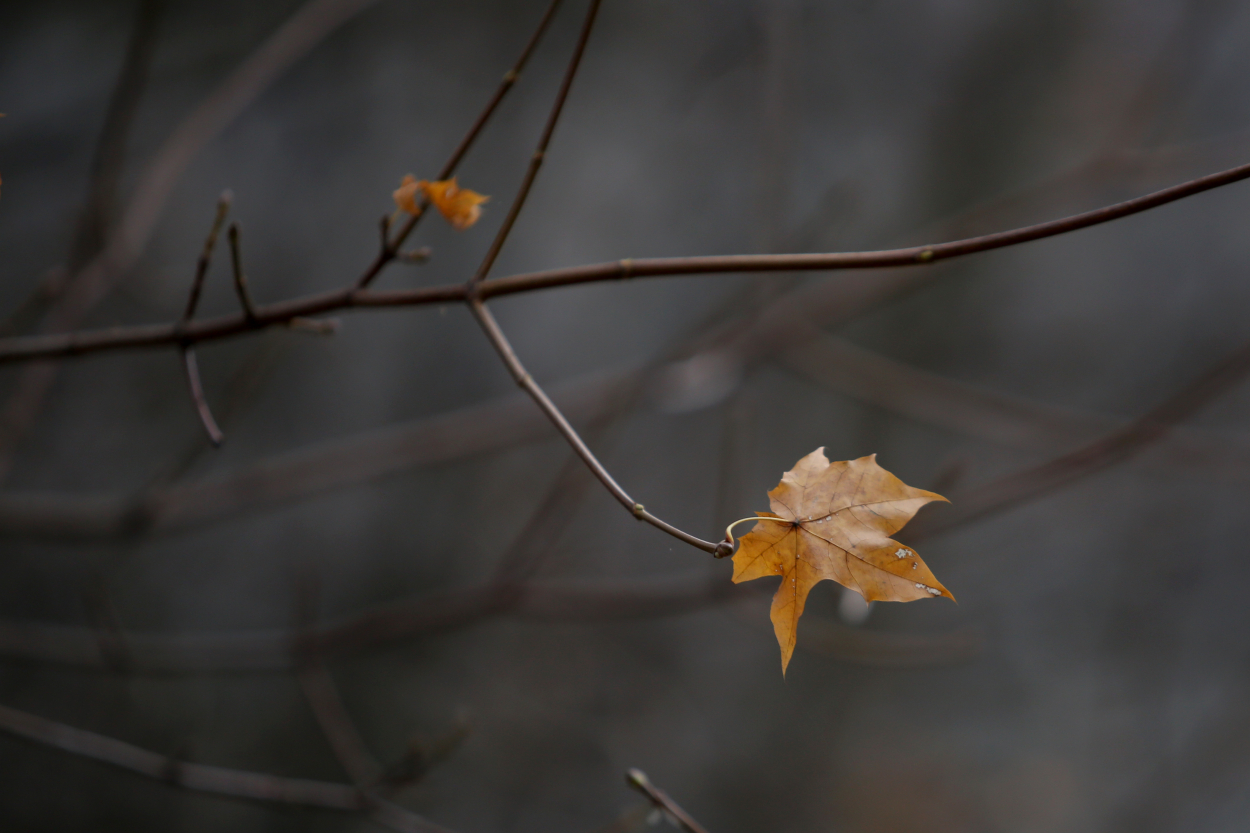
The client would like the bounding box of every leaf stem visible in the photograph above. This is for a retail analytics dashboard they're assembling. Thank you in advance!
[723,516,790,547]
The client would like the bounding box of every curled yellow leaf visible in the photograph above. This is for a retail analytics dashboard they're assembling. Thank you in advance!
[418,178,488,230]
[392,175,488,230]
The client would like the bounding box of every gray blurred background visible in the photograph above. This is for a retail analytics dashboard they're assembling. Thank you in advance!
[1,0,1250,830]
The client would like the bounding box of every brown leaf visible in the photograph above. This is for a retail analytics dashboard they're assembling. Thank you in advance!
[730,449,952,674]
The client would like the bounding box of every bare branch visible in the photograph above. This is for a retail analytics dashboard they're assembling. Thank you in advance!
[625,769,711,833]
[176,196,233,446]
[0,0,397,478]
[0,702,453,833]
[68,0,165,272]
[480,157,1250,294]
[908,336,1250,541]
[358,0,565,287]
[180,349,224,446]
[776,326,1250,472]
[470,0,603,284]
[181,193,232,321]
[469,299,723,553]
[0,159,1246,364]
[227,222,258,320]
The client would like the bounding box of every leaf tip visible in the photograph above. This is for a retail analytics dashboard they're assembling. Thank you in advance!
[393,174,422,215]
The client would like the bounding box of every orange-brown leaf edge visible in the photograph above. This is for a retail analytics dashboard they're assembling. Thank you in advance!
[418,177,489,230]
[393,174,422,215]
[730,449,952,675]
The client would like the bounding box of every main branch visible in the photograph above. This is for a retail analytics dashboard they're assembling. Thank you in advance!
[0,159,1245,364]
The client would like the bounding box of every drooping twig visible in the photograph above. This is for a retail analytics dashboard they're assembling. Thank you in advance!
[180,350,224,446]
[357,0,565,286]
[625,769,711,833]
[468,299,723,554]
[0,702,453,833]
[1,158,1248,364]
[470,0,603,284]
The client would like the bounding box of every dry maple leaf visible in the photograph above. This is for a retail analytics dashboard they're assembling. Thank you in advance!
[393,175,489,230]
[726,449,953,674]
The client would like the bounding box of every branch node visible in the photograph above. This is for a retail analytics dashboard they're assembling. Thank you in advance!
[397,247,431,264]
[916,248,935,262]
[287,317,340,336]
[619,257,634,278]
[502,68,518,83]
[625,768,711,833]
[632,502,645,518]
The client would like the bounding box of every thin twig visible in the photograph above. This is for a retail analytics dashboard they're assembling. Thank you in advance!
[68,0,166,272]
[178,195,232,446]
[625,769,711,833]
[470,0,603,284]
[468,298,723,553]
[357,0,565,287]
[227,222,258,319]
[0,702,453,833]
[0,0,393,480]
[181,193,232,321]
[1,158,1248,364]
[180,350,224,446]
